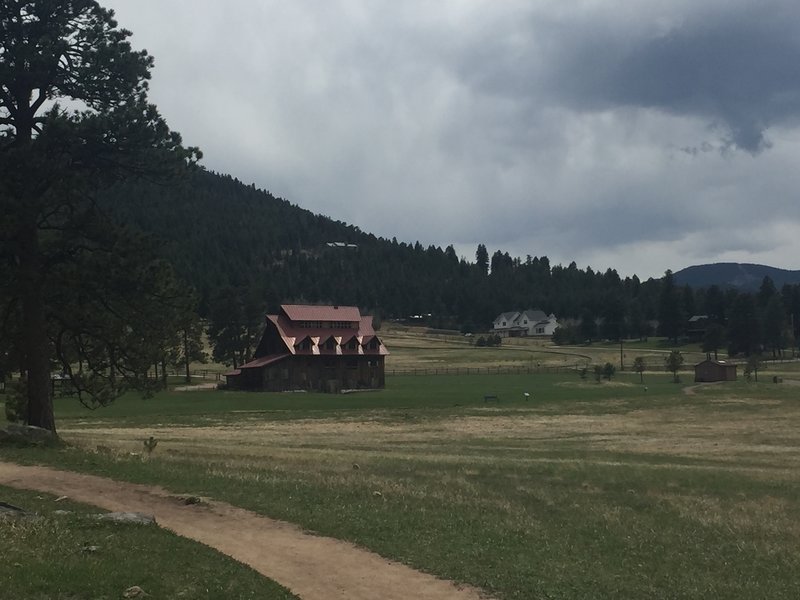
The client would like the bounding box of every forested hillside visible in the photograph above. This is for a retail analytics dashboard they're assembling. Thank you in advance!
[103,168,800,363]
[102,169,663,326]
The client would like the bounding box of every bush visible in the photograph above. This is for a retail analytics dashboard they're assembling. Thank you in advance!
[552,324,579,345]
[602,362,616,381]
[477,334,502,347]
[4,383,25,423]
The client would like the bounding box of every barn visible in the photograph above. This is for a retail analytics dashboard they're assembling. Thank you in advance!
[694,359,737,383]
[225,304,388,392]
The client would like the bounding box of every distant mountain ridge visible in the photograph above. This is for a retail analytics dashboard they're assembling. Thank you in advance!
[673,263,800,290]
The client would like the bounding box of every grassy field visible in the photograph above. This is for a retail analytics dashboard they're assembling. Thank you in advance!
[5,370,800,599]
[380,327,711,373]
[0,485,296,599]
[179,325,717,380]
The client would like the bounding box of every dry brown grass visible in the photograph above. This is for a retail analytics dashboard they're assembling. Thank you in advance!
[61,395,800,484]
[41,386,800,599]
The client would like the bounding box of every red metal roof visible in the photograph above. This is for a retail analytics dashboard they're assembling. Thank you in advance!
[264,313,388,357]
[281,304,361,323]
[237,354,290,370]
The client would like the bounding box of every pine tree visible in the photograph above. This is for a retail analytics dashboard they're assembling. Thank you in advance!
[1,1,199,431]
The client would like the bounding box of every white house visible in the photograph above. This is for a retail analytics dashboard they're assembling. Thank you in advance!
[493,311,520,333]
[492,309,559,337]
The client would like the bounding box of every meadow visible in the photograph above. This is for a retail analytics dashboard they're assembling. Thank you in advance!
[1,485,297,599]
[4,363,800,599]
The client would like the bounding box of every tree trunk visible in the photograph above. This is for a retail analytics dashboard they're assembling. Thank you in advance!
[161,357,168,388]
[19,221,56,432]
[183,329,190,383]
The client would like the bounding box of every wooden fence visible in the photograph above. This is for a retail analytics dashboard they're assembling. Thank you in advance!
[386,365,582,377]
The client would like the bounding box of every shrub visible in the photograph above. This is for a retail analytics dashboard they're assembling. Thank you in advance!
[602,362,616,381]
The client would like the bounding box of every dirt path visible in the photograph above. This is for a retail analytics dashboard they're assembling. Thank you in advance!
[0,462,491,600]
[682,380,725,395]
[173,382,218,391]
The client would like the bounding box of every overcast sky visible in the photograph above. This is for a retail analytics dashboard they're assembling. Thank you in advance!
[104,0,800,279]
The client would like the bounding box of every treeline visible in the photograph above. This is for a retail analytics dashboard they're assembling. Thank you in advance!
[102,169,665,326]
[662,273,800,359]
[554,271,800,359]
[103,170,800,362]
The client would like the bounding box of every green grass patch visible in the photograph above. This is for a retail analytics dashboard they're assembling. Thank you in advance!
[6,372,800,599]
[46,372,680,428]
[0,485,296,600]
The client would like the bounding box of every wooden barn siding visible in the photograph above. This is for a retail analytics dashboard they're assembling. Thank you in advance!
[260,356,385,392]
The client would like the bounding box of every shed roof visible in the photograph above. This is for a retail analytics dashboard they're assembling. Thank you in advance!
[695,359,735,367]
[223,353,290,377]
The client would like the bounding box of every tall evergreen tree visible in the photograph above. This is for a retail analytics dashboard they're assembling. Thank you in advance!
[1,1,198,431]
[758,276,777,308]
[475,244,489,276]
[658,270,683,343]
[703,284,726,323]
[702,323,725,360]
[763,295,787,357]
[727,293,760,356]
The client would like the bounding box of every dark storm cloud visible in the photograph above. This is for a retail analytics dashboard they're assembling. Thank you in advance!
[459,1,800,153]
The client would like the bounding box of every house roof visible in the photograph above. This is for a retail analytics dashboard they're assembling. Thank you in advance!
[494,311,520,325]
[520,309,548,323]
[495,309,555,327]
[282,304,361,323]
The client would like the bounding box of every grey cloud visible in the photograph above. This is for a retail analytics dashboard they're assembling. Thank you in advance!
[102,1,800,278]
[457,1,800,153]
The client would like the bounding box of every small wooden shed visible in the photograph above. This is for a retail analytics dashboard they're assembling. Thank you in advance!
[694,359,737,382]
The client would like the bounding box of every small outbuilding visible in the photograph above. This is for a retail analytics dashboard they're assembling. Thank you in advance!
[694,359,737,383]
